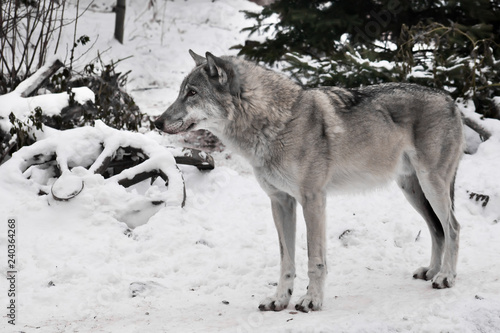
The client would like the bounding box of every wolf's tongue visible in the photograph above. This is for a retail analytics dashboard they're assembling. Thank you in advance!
[164,120,184,134]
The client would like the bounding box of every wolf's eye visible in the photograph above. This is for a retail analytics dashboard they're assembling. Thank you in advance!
[186,90,197,97]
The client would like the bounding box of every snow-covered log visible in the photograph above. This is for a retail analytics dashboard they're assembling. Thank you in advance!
[463,116,492,142]
[0,61,95,135]
[2,121,187,208]
[14,59,64,97]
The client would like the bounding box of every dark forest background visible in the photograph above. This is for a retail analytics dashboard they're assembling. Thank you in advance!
[235,0,500,119]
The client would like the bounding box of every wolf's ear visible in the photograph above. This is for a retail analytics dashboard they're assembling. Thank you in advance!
[205,52,226,82]
[189,49,206,66]
[205,52,240,96]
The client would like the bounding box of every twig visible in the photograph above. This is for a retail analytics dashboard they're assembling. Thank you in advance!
[70,34,100,66]
[57,0,95,29]
[1,0,66,93]
[39,0,56,68]
[54,0,66,54]
[11,1,19,84]
[69,0,80,71]
[161,0,167,46]
[477,83,500,91]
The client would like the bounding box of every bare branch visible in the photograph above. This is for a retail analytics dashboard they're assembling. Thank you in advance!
[463,116,492,142]
[54,0,66,54]
[69,0,80,71]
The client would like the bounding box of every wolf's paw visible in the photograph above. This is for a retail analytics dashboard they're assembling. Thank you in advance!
[413,266,440,281]
[432,272,456,289]
[295,294,322,312]
[258,294,290,312]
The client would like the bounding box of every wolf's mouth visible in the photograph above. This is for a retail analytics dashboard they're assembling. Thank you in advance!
[163,119,196,134]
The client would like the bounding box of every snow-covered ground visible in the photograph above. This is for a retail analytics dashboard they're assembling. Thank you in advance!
[1,1,500,332]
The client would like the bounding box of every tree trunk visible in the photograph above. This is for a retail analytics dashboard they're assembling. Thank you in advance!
[114,0,126,44]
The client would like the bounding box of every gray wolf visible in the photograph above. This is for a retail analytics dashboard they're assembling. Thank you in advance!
[154,50,464,312]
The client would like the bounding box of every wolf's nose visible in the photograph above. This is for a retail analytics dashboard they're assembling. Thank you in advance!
[154,118,164,131]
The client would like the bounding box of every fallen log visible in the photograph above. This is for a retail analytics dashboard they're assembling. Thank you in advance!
[463,116,492,142]
[15,59,64,97]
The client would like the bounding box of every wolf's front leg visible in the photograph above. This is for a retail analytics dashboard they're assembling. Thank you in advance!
[259,192,297,311]
[295,191,327,312]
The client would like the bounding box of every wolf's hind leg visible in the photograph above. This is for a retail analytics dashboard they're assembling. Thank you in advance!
[397,174,444,281]
[259,192,297,311]
[416,171,460,289]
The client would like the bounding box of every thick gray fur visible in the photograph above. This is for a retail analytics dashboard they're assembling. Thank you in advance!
[155,50,464,312]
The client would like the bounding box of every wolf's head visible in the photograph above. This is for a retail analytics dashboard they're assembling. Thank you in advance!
[154,50,240,135]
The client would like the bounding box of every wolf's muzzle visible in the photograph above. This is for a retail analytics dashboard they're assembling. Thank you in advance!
[154,118,165,131]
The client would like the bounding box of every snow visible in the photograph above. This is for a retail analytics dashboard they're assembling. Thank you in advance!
[0,59,94,133]
[0,87,94,133]
[1,120,186,215]
[349,52,395,71]
[1,1,500,332]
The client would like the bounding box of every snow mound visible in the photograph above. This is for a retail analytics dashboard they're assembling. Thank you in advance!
[2,120,186,228]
